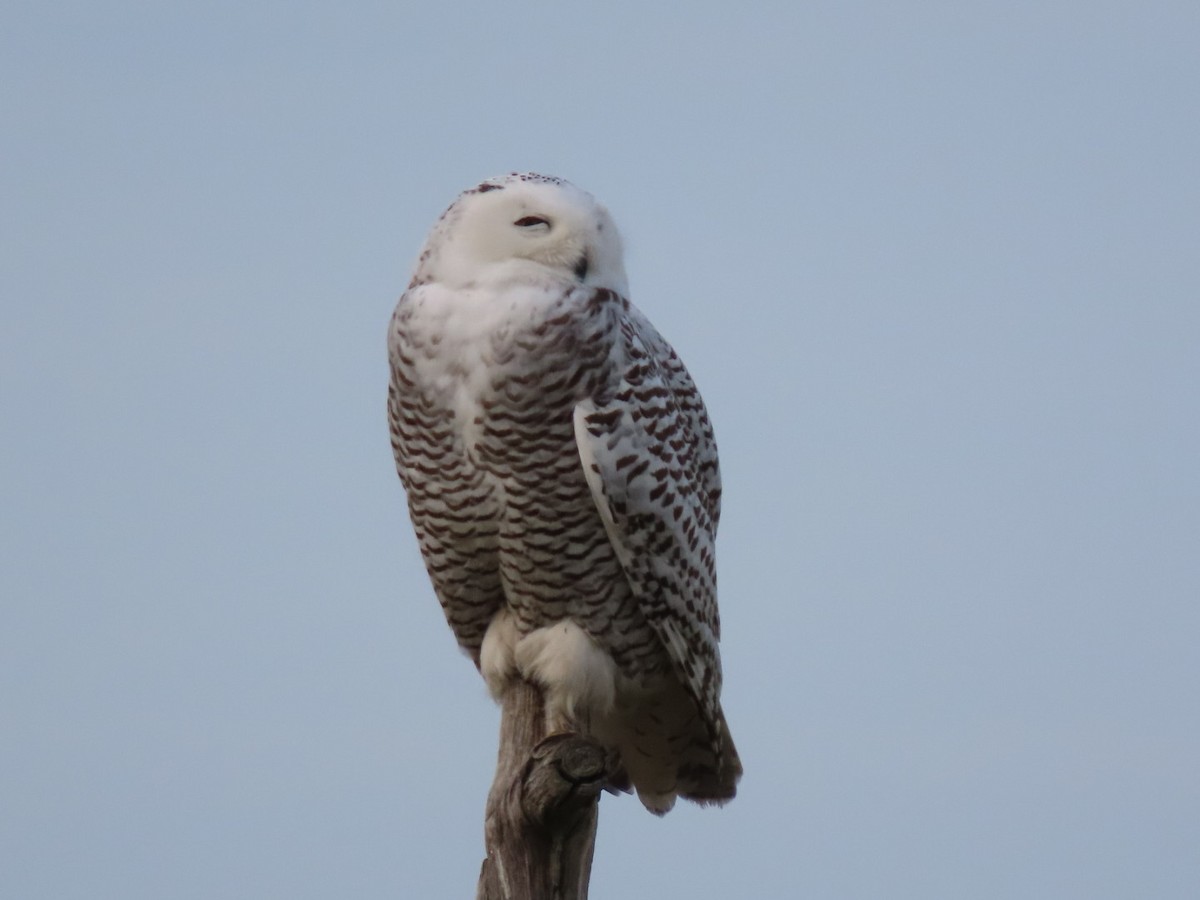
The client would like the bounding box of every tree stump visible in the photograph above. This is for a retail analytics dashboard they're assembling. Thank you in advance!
[476,680,610,900]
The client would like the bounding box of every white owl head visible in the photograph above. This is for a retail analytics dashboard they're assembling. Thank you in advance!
[412,173,629,295]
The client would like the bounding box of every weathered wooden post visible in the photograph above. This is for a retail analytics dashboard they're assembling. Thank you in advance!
[476,680,611,900]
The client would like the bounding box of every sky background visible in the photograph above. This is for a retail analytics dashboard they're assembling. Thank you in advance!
[3,2,1198,898]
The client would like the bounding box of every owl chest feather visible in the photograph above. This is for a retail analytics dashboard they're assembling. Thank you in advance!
[393,281,628,609]
[401,281,617,460]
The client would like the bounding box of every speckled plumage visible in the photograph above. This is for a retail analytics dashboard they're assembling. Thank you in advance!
[387,173,740,812]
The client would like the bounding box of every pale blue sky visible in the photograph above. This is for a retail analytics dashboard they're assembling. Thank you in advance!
[2,2,1198,898]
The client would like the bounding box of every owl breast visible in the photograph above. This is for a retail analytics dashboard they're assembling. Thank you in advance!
[391,280,661,675]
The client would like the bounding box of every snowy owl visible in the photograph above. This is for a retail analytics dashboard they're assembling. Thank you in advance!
[387,173,741,813]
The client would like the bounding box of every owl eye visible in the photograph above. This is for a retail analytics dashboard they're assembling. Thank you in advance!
[513,215,551,229]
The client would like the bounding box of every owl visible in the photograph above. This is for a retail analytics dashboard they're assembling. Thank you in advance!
[387,173,741,813]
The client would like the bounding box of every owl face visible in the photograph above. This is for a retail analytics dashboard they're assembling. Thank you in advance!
[417,174,628,295]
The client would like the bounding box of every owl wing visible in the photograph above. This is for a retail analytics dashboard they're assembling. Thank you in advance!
[574,305,724,742]
[621,304,722,533]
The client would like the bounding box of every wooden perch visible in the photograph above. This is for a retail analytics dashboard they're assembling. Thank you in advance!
[476,680,610,900]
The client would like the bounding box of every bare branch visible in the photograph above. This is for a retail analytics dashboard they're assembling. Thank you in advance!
[476,681,610,900]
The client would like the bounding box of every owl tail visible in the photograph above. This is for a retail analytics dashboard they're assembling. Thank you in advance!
[609,683,742,815]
